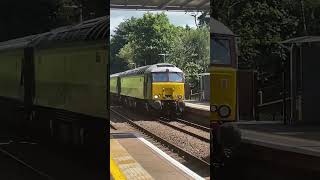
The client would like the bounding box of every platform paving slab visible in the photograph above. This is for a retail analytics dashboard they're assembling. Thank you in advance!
[110,133,199,180]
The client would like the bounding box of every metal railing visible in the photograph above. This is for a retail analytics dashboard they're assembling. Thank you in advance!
[189,90,205,101]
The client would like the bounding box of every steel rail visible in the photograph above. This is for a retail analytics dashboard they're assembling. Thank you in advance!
[176,118,210,132]
[162,117,210,132]
[158,118,210,143]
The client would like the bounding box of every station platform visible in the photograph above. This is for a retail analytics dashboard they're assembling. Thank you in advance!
[237,121,320,158]
[184,101,320,159]
[110,132,205,180]
[184,100,210,117]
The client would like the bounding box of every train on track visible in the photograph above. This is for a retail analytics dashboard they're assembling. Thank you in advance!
[110,63,185,117]
[210,18,241,166]
[0,16,108,148]
[210,18,238,122]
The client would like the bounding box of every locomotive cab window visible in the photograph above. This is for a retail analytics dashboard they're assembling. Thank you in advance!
[211,38,231,65]
[152,72,184,82]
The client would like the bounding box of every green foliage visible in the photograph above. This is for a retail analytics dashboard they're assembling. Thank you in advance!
[233,1,298,69]
[198,11,210,27]
[212,0,320,89]
[117,42,137,66]
[212,0,320,72]
[127,12,178,66]
[167,27,210,87]
[110,17,138,74]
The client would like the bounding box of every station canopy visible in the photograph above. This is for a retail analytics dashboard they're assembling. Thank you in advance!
[110,0,210,11]
[280,36,320,44]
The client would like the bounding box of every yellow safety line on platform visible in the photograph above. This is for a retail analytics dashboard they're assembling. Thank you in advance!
[110,139,154,180]
[110,155,126,180]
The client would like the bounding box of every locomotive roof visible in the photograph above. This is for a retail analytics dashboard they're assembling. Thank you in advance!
[110,72,123,78]
[119,65,151,76]
[115,63,183,77]
[0,16,107,51]
[210,18,234,36]
[0,34,38,52]
[34,16,107,47]
[145,63,183,73]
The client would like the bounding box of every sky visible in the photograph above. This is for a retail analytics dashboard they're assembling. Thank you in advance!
[110,10,202,36]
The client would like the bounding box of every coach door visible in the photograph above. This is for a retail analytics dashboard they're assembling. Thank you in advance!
[19,57,25,101]
[144,74,152,99]
[23,47,35,111]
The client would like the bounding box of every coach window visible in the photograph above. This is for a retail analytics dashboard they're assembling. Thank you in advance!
[211,37,231,65]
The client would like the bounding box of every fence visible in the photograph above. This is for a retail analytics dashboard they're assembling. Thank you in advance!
[256,81,290,122]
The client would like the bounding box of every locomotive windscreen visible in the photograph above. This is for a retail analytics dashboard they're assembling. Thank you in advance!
[211,38,231,65]
[152,72,184,82]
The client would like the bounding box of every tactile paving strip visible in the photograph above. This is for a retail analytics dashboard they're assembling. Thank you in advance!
[110,139,154,180]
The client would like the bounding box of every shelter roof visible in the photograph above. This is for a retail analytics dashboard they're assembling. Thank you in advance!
[110,0,209,11]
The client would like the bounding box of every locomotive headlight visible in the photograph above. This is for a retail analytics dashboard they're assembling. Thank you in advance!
[154,95,159,99]
[218,105,231,118]
[177,95,182,99]
[210,105,218,112]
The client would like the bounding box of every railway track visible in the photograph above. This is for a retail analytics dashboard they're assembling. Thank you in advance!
[158,117,210,143]
[175,117,210,132]
[112,104,210,143]
[110,122,117,130]
[111,107,210,171]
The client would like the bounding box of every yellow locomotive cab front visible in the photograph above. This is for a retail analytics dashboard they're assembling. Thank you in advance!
[149,69,185,116]
[210,19,238,122]
[210,66,237,121]
[152,82,184,101]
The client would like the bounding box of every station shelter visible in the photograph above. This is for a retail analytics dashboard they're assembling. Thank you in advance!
[281,36,320,124]
[199,73,210,102]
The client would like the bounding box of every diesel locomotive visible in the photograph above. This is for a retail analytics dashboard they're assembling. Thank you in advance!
[210,18,241,168]
[110,63,185,117]
[0,16,108,148]
[210,18,238,122]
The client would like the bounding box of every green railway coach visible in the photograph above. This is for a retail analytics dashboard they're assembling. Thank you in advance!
[0,16,108,147]
[120,74,145,99]
[0,35,39,127]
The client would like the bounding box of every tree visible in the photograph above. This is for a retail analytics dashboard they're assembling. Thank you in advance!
[168,27,210,88]
[110,17,138,73]
[302,0,320,35]
[128,12,178,66]
[110,13,179,72]
[117,42,137,67]
[198,11,210,27]
[212,0,299,70]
